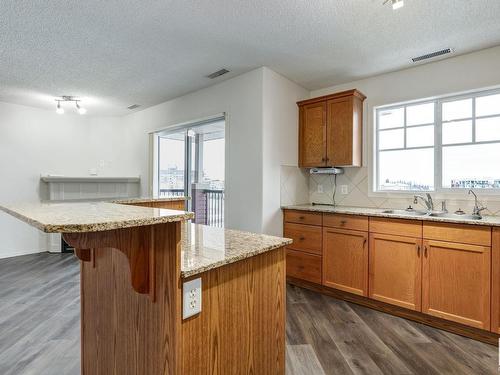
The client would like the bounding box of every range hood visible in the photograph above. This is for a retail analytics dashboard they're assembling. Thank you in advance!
[309,167,344,175]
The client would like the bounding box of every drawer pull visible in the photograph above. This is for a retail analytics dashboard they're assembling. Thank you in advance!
[299,216,305,220]
[363,238,367,247]
[340,220,347,225]
[424,246,428,257]
[299,236,305,241]
[416,245,420,256]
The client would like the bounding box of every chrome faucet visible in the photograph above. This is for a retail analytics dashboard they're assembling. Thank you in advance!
[413,193,434,211]
[468,189,486,218]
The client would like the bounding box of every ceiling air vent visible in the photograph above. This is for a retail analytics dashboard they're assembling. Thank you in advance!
[206,68,230,79]
[411,48,453,63]
[127,104,141,110]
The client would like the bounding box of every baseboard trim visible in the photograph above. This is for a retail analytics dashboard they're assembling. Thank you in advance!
[287,277,500,346]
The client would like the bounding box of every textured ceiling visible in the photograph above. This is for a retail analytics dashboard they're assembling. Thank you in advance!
[1,0,500,116]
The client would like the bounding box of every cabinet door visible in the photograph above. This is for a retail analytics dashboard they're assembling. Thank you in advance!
[323,228,368,296]
[326,96,362,167]
[299,102,326,167]
[493,228,500,334]
[422,240,491,329]
[369,234,422,311]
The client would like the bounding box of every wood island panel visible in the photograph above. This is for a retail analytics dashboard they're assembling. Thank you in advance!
[181,247,286,375]
[66,222,182,375]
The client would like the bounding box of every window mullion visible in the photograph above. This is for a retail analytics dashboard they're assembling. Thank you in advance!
[435,100,442,192]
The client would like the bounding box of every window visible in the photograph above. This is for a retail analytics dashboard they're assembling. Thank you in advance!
[154,117,225,227]
[375,89,500,192]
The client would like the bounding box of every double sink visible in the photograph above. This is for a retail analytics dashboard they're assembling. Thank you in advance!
[380,209,482,221]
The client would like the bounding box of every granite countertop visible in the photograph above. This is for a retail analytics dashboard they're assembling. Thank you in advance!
[283,204,500,227]
[180,223,292,278]
[0,202,194,233]
[112,196,189,204]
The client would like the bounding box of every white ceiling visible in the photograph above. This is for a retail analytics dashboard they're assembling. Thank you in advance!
[1,0,500,116]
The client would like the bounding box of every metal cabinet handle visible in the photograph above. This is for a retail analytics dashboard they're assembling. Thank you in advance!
[416,245,420,256]
[299,216,305,220]
[363,238,367,247]
[299,236,305,241]
[424,246,428,257]
[340,220,347,225]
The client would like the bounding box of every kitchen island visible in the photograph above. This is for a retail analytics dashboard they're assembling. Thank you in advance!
[1,201,291,374]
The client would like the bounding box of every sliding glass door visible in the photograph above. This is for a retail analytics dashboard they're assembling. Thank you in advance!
[157,117,225,227]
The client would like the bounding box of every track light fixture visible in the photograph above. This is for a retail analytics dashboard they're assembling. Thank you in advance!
[54,96,87,115]
[56,101,64,114]
[383,0,404,10]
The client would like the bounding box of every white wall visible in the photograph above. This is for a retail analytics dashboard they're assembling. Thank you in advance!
[0,102,135,258]
[121,68,266,233]
[262,68,309,235]
[308,46,500,213]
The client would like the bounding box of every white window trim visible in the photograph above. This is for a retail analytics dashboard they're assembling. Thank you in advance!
[370,87,500,199]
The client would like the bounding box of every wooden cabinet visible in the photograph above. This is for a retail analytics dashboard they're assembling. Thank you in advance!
[284,212,323,283]
[286,249,322,284]
[283,208,498,335]
[298,89,365,168]
[298,102,326,167]
[422,239,491,330]
[323,227,368,296]
[284,222,322,255]
[369,233,422,311]
[492,228,500,334]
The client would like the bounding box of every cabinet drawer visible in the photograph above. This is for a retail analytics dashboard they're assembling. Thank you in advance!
[284,210,322,226]
[423,222,491,246]
[323,214,368,231]
[286,249,322,284]
[284,223,322,255]
[369,217,422,237]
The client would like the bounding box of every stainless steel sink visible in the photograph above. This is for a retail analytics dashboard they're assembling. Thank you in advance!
[380,209,483,221]
[380,209,428,216]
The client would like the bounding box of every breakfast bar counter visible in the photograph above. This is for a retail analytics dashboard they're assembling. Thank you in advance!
[0,201,291,375]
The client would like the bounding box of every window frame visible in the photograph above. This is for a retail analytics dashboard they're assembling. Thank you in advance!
[374,87,500,195]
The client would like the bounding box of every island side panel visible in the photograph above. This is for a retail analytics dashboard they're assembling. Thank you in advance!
[76,222,182,375]
[181,247,286,375]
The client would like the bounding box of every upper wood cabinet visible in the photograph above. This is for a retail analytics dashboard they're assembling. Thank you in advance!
[298,89,366,168]
[422,239,491,330]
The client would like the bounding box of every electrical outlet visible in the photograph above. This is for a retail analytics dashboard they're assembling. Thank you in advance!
[317,184,324,193]
[183,277,202,319]
[340,185,349,195]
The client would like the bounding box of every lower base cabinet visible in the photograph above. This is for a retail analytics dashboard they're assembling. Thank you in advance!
[493,228,500,334]
[323,227,368,296]
[369,233,422,311]
[286,249,322,284]
[422,240,491,330]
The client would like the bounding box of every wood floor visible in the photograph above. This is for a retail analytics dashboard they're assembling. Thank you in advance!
[0,253,498,375]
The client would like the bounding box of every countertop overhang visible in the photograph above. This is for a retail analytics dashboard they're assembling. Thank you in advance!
[283,204,500,227]
[0,201,194,233]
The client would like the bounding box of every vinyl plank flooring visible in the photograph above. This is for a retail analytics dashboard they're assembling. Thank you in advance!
[0,254,498,375]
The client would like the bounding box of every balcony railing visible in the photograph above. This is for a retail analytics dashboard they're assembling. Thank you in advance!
[159,188,224,227]
[205,190,224,227]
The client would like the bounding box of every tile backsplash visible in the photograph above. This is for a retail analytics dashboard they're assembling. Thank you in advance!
[283,165,500,216]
